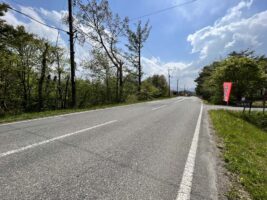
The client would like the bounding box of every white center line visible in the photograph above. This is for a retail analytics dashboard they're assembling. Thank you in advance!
[0,120,117,159]
[175,99,184,103]
[176,103,203,200]
[151,105,167,111]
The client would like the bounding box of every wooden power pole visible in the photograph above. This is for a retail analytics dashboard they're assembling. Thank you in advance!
[168,68,171,97]
[177,79,179,96]
[68,0,76,107]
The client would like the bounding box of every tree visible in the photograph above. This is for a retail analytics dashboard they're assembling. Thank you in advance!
[195,51,265,104]
[143,75,168,98]
[11,26,40,111]
[0,4,18,112]
[195,63,217,101]
[84,49,113,103]
[52,46,68,109]
[125,20,151,93]
[76,0,128,102]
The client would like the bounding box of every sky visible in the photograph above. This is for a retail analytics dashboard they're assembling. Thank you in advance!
[2,0,267,91]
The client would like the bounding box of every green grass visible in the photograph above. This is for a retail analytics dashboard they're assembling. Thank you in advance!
[238,112,267,132]
[209,110,267,200]
[0,103,131,124]
[0,96,175,124]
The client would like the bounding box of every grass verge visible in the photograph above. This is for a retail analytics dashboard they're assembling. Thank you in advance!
[209,110,267,200]
[0,97,175,124]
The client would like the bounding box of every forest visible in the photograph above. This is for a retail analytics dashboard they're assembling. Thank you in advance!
[195,50,267,105]
[0,1,169,115]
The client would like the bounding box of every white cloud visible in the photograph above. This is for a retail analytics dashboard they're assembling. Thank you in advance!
[141,56,196,90]
[187,0,267,62]
[2,5,91,70]
[2,0,266,90]
[3,6,66,46]
[216,0,253,26]
[174,0,232,22]
[20,6,45,23]
[141,57,189,77]
[165,0,267,90]
[2,10,23,26]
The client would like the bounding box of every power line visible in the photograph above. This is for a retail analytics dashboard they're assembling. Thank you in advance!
[7,5,69,33]
[130,0,197,21]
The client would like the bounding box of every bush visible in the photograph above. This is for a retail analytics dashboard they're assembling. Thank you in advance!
[125,94,138,103]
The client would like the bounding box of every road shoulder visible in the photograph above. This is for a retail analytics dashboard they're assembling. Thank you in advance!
[188,104,218,199]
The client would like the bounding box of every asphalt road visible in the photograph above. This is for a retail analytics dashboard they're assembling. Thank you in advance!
[0,97,218,200]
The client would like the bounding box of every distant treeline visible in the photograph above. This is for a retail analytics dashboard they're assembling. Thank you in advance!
[0,2,169,115]
[195,50,267,104]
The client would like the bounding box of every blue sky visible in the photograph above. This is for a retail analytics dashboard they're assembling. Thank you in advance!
[2,0,267,90]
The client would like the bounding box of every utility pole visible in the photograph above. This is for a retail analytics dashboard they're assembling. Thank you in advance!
[68,0,76,108]
[184,84,186,96]
[177,79,179,96]
[168,68,171,97]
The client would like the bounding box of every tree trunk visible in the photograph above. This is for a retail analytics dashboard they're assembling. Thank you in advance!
[56,53,63,109]
[116,68,119,102]
[38,43,49,111]
[119,63,123,102]
[105,67,110,103]
[63,75,70,109]
[58,70,63,109]
[22,77,27,111]
[138,39,141,93]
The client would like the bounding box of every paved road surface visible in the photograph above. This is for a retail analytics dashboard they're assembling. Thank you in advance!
[0,97,218,200]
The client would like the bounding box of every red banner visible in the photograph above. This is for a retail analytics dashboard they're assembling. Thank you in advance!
[223,82,232,103]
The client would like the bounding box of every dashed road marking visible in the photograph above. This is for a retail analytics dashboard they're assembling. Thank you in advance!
[152,105,167,111]
[0,120,117,158]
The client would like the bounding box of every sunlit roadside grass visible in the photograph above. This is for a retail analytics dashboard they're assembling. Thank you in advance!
[209,110,267,200]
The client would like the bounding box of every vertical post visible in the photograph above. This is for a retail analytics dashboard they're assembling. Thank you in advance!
[138,34,141,93]
[177,79,179,96]
[68,0,76,108]
[263,100,266,114]
[168,68,171,97]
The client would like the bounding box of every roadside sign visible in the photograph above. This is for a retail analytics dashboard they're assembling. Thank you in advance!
[223,82,232,104]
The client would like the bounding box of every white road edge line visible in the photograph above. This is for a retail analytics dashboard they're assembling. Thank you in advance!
[176,103,203,200]
[152,105,167,111]
[0,120,117,159]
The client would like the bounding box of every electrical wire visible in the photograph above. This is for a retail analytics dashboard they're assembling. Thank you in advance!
[7,5,69,33]
[3,0,198,58]
[129,0,197,21]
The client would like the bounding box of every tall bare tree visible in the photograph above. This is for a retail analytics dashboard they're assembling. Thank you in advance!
[76,0,128,102]
[126,20,151,93]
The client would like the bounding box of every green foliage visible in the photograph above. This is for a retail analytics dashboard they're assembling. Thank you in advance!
[236,111,267,131]
[210,110,267,200]
[125,94,138,103]
[125,20,151,92]
[195,51,266,104]
[0,2,165,116]
[146,74,168,97]
[138,81,159,100]
[138,75,168,100]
